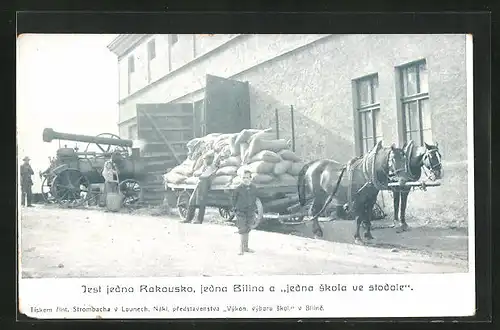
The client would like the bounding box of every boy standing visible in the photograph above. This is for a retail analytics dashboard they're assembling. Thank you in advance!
[232,170,257,255]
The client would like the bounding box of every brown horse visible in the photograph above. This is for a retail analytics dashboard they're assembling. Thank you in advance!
[392,141,443,232]
[297,141,407,244]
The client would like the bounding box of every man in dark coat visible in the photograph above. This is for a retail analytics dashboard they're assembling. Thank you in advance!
[20,156,34,207]
[232,170,257,255]
[184,150,218,224]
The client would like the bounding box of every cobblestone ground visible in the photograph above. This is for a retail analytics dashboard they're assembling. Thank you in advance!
[19,205,468,278]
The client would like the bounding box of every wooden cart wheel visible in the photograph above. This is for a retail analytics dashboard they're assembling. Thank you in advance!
[249,197,264,230]
[51,169,90,208]
[219,207,235,221]
[176,191,192,221]
[119,179,142,207]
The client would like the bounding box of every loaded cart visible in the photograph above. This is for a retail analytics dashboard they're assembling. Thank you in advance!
[166,182,307,229]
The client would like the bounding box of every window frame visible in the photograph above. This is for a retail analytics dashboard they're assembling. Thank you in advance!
[399,60,431,146]
[353,73,382,156]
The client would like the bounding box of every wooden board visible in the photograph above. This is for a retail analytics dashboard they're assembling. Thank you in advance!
[388,181,441,188]
[167,182,297,194]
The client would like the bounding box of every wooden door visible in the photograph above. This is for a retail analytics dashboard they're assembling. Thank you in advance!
[136,103,194,204]
[203,74,251,134]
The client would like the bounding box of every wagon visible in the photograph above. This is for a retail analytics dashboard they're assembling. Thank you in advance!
[166,182,307,229]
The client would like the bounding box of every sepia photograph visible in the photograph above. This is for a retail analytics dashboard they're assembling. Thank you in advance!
[17,32,476,319]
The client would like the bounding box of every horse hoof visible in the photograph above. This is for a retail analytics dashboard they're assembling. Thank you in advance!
[364,234,374,240]
[396,225,409,233]
[354,238,365,245]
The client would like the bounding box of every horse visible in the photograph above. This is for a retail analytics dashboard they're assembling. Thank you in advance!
[391,141,443,232]
[297,141,407,244]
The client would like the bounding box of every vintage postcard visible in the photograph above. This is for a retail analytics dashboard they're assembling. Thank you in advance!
[17,33,475,319]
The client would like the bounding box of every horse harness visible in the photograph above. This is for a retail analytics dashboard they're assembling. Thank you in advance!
[345,144,395,213]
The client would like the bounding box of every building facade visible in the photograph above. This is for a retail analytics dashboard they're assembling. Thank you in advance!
[108,34,469,227]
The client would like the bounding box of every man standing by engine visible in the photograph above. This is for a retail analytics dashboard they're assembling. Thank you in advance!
[20,156,34,207]
[102,151,122,203]
[184,150,218,224]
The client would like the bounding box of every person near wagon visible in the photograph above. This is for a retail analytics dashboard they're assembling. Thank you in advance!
[20,156,34,207]
[231,169,257,255]
[101,151,122,203]
[184,150,218,224]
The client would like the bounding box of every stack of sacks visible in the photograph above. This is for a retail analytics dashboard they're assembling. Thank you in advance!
[163,158,196,185]
[190,133,240,186]
[163,132,240,186]
[163,127,306,188]
[231,128,305,186]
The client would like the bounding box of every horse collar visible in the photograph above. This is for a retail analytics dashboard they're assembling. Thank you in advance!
[404,140,419,181]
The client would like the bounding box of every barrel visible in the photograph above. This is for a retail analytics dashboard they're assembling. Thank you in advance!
[106,193,123,212]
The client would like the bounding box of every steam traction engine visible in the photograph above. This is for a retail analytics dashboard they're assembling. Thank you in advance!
[40,128,144,208]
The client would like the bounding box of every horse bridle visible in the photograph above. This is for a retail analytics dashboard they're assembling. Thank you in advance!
[422,147,442,179]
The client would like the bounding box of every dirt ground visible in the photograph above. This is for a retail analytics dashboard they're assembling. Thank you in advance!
[19,205,469,278]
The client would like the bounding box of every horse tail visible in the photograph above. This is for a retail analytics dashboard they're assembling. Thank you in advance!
[297,160,315,206]
[310,165,347,221]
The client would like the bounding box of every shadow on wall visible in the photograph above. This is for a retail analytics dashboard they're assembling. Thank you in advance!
[245,86,469,230]
[248,86,355,164]
[378,162,469,229]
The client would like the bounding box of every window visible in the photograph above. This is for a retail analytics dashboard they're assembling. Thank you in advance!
[128,56,135,74]
[355,74,382,155]
[128,124,138,140]
[147,39,156,61]
[127,56,135,94]
[168,34,178,46]
[400,60,432,145]
[147,39,156,83]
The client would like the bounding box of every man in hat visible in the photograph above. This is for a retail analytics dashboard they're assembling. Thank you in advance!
[101,151,123,204]
[20,156,34,207]
[184,150,218,224]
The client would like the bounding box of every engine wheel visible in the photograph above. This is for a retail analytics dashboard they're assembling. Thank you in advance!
[52,169,90,208]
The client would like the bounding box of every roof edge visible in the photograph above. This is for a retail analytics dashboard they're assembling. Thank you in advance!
[107,34,152,58]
